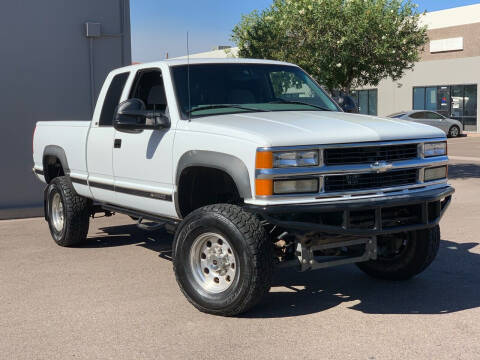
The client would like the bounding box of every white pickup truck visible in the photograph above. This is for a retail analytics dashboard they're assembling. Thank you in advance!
[33,58,454,316]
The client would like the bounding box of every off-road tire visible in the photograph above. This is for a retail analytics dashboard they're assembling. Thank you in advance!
[46,176,90,247]
[448,125,460,138]
[173,204,274,316]
[357,226,440,280]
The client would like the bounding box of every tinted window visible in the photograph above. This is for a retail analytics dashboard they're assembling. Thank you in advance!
[425,87,437,111]
[409,112,426,119]
[464,85,477,130]
[350,89,377,115]
[391,113,406,118]
[99,72,129,126]
[358,91,368,115]
[171,64,339,118]
[425,112,444,120]
[412,84,477,131]
[413,87,425,110]
[368,90,377,115]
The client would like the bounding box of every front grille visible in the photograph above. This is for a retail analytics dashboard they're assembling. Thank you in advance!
[324,144,418,165]
[324,169,418,192]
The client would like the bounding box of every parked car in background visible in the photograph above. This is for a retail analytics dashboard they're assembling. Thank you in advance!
[388,110,463,138]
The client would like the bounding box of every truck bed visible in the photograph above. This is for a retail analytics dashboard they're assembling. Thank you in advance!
[33,121,90,182]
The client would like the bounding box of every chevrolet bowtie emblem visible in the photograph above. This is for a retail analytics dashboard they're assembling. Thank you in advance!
[370,161,393,173]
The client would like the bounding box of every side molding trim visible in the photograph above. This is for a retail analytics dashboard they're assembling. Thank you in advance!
[83,178,172,202]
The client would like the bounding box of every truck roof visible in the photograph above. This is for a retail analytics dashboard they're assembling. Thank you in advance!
[117,58,297,72]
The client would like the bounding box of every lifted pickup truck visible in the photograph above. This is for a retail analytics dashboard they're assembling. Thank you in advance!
[33,59,454,316]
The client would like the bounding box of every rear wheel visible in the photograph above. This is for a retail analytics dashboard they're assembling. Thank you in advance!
[46,176,91,247]
[356,226,440,280]
[448,125,460,138]
[173,204,274,316]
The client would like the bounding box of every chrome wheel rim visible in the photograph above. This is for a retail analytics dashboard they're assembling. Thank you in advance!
[189,232,237,293]
[51,193,64,232]
[451,127,459,137]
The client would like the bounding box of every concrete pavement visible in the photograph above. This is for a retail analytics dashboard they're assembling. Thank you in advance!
[1,137,479,359]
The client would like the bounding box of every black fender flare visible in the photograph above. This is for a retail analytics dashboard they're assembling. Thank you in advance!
[176,150,252,200]
[42,145,70,180]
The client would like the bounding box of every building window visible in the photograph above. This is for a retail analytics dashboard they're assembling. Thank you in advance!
[351,89,377,115]
[413,88,425,110]
[412,85,477,131]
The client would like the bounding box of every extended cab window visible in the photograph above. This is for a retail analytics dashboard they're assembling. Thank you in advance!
[129,69,168,113]
[99,72,129,126]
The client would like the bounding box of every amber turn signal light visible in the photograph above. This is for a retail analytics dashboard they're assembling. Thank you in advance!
[255,179,273,196]
[256,151,273,169]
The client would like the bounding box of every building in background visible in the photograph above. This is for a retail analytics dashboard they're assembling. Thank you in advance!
[174,46,239,59]
[355,4,480,132]
[1,0,131,219]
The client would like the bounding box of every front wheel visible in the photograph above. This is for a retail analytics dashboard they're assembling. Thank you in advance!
[448,125,460,138]
[173,204,274,316]
[46,176,91,247]
[356,226,440,280]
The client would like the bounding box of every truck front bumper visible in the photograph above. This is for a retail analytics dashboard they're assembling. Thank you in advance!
[246,185,454,236]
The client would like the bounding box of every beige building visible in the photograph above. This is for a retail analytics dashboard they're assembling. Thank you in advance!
[354,4,480,132]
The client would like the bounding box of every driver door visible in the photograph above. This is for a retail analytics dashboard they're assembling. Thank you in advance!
[112,67,177,217]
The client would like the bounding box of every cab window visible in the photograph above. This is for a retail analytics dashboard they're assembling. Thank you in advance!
[99,72,129,126]
[129,69,168,113]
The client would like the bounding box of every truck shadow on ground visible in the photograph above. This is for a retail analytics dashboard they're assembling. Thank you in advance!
[246,239,480,318]
[448,163,480,179]
[82,223,174,262]
[83,224,480,318]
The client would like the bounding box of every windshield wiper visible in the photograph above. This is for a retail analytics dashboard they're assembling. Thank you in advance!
[187,104,270,114]
[268,99,333,111]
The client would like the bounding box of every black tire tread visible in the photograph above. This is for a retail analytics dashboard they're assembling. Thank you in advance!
[49,176,90,247]
[416,225,440,274]
[173,204,273,316]
[357,226,440,281]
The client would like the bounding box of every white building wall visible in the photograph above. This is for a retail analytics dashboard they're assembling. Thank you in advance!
[374,56,480,132]
[420,3,480,29]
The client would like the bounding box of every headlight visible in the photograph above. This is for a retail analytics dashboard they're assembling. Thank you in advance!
[273,150,319,168]
[273,178,319,194]
[424,166,447,182]
[423,142,447,157]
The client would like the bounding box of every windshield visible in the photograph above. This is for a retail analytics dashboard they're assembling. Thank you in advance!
[171,63,340,118]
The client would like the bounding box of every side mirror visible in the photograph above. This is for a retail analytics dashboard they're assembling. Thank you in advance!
[113,98,170,131]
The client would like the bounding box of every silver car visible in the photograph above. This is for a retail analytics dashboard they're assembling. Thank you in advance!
[388,110,463,138]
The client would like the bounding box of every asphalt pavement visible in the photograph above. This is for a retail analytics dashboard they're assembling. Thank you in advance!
[1,136,479,359]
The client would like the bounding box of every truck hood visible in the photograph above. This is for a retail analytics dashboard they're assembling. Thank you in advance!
[190,111,446,146]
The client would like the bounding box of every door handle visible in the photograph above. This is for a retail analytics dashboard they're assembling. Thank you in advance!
[114,139,122,148]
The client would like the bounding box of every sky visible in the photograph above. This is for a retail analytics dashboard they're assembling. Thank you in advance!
[131,0,480,62]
